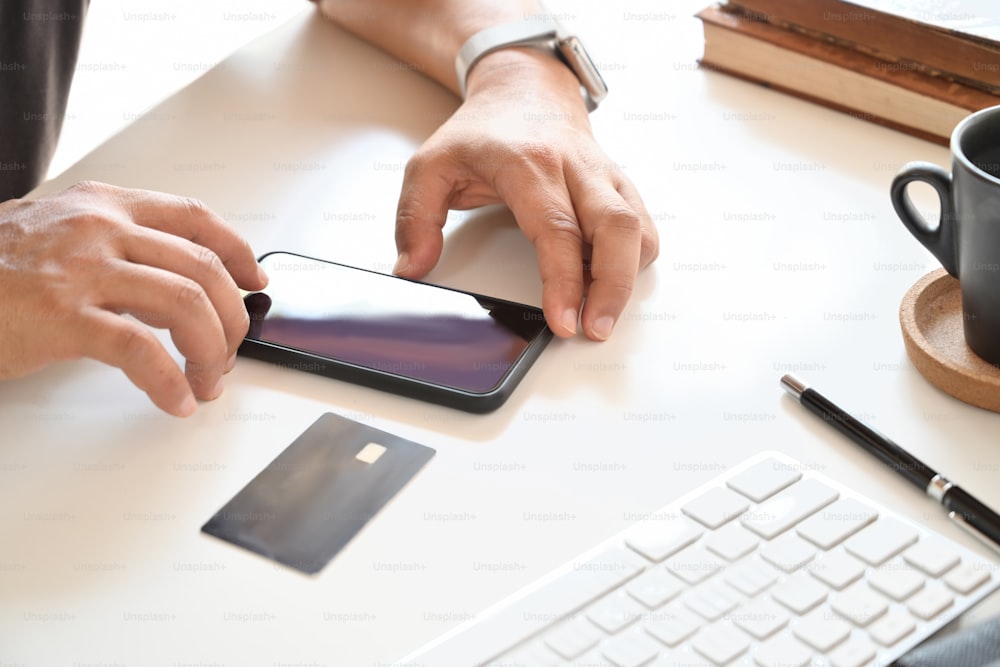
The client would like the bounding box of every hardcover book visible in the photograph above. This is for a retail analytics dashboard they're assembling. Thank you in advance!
[722,0,1000,94]
[698,4,1000,144]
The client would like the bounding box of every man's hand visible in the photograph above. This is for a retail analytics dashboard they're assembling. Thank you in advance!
[314,1,660,341]
[393,49,659,341]
[0,181,268,416]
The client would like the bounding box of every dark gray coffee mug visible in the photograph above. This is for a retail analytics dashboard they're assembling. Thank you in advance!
[891,105,1000,366]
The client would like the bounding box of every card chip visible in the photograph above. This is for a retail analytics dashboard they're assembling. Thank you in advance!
[355,442,387,464]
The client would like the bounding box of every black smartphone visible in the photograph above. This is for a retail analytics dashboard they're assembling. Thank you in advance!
[238,252,553,413]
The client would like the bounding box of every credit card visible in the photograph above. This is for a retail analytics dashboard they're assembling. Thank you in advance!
[201,412,435,574]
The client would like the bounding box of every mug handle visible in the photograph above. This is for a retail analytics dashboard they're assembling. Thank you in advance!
[890,161,958,277]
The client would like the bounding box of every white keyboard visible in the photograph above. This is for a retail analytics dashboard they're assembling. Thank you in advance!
[397,452,1000,667]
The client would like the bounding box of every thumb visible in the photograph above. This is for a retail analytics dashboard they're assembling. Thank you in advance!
[393,157,452,279]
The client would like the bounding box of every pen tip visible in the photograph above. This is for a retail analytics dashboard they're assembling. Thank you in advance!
[780,374,807,400]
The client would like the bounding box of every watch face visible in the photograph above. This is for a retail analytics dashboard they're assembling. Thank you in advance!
[557,36,608,109]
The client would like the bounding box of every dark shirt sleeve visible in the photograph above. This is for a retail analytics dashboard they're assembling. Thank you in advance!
[0,1,89,201]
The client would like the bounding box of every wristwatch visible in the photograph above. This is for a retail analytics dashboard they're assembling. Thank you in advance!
[455,16,608,112]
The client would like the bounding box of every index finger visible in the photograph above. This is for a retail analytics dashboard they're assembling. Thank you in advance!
[74,181,268,292]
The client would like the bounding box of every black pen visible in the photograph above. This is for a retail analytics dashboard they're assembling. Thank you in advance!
[780,374,1000,553]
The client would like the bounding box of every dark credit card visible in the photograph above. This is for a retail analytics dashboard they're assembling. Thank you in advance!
[202,412,435,574]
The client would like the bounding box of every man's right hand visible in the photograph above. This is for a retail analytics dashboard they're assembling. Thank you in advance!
[0,181,268,416]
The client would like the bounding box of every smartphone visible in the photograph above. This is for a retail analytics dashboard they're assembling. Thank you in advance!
[238,252,553,413]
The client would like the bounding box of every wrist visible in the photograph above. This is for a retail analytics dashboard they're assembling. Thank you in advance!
[465,47,590,116]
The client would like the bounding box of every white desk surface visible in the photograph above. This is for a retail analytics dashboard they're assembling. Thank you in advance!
[3,1,999,664]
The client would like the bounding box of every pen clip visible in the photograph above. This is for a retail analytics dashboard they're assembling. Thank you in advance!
[947,510,1000,557]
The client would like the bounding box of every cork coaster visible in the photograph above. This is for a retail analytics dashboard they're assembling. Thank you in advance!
[900,268,1000,412]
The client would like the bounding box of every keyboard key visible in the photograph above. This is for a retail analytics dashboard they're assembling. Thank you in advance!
[760,533,816,572]
[868,611,915,646]
[684,584,740,622]
[809,551,865,590]
[742,479,839,539]
[626,568,685,609]
[724,559,779,597]
[644,604,701,647]
[498,642,563,667]
[650,651,713,667]
[574,649,619,667]
[682,487,750,529]
[845,518,918,565]
[903,540,961,577]
[543,617,603,659]
[691,623,751,664]
[829,634,877,667]
[705,522,759,562]
[578,547,650,583]
[907,585,955,620]
[625,517,703,563]
[944,563,991,594]
[830,584,888,626]
[587,593,646,634]
[869,564,925,601]
[727,458,802,502]
[601,629,662,667]
[796,497,878,549]
[753,633,812,667]
[771,573,828,613]
[666,547,725,585]
[793,609,851,652]
[730,599,789,639]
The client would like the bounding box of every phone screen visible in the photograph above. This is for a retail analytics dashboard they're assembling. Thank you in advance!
[244,252,550,395]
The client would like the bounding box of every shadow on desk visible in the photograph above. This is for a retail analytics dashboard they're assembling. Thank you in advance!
[699,68,951,181]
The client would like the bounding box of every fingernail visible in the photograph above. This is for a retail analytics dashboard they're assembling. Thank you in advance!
[393,252,409,275]
[560,308,578,335]
[211,376,225,399]
[176,394,197,418]
[592,316,615,341]
[256,264,270,286]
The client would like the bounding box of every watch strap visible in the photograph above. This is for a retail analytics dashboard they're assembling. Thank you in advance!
[455,18,561,99]
[455,17,606,111]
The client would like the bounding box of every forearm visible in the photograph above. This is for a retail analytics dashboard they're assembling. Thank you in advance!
[313,0,550,95]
